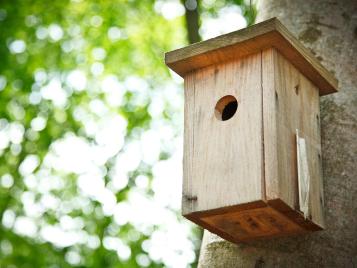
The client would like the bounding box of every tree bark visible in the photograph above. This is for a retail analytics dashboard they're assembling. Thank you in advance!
[198,0,357,267]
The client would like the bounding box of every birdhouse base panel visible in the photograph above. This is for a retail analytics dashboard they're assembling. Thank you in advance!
[184,199,322,243]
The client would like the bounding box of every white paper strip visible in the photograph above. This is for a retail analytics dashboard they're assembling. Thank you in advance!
[296,129,310,219]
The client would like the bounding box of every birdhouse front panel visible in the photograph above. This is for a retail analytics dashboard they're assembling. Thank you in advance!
[165,18,338,243]
[182,52,264,215]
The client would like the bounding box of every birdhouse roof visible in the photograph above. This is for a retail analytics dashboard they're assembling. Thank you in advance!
[165,18,338,96]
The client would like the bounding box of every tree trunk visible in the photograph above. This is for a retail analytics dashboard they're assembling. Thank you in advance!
[198,0,357,267]
[182,0,201,44]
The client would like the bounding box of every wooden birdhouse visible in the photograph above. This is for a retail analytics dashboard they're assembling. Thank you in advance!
[165,18,338,243]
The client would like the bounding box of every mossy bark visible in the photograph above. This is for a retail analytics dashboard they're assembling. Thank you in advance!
[198,0,357,267]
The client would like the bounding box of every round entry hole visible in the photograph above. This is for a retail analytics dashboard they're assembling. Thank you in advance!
[215,95,238,121]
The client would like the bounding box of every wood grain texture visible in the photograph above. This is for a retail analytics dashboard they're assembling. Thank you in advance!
[262,48,324,228]
[261,48,279,201]
[182,53,264,215]
[185,200,321,243]
[165,18,338,96]
[185,201,267,244]
[182,49,324,242]
[198,0,355,265]
[182,73,197,215]
[201,206,304,241]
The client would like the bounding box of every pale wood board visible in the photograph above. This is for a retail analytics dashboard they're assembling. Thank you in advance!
[182,73,197,215]
[262,48,324,228]
[182,53,264,215]
[165,18,338,96]
[261,48,279,201]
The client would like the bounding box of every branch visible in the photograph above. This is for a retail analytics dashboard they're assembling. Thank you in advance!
[182,0,201,44]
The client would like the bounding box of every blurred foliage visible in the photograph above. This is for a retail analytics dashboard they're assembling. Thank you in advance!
[200,0,256,26]
[0,0,254,267]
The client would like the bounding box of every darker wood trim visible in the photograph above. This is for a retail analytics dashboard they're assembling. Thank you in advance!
[184,199,322,244]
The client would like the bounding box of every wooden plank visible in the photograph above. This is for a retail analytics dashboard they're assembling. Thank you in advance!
[182,53,264,215]
[186,199,322,243]
[268,199,323,231]
[185,200,267,244]
[262,49,279,201]
[273,21,337,96]
[201,205,304,241]
[262,48,324,228]
[182,73,197,215]
[165,18,338,95]
[185,201,317,243]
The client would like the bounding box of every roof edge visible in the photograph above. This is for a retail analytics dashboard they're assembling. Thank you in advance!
[165,18,338,96]
[165,18,277,65]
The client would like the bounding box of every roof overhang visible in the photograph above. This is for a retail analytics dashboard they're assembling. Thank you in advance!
[165,18,338,96]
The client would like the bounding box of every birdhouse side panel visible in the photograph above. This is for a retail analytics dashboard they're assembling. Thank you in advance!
[182,53,264,215]
[262,48,324,228]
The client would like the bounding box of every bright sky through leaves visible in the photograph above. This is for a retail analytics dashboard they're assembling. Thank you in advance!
[0,0,251,267]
